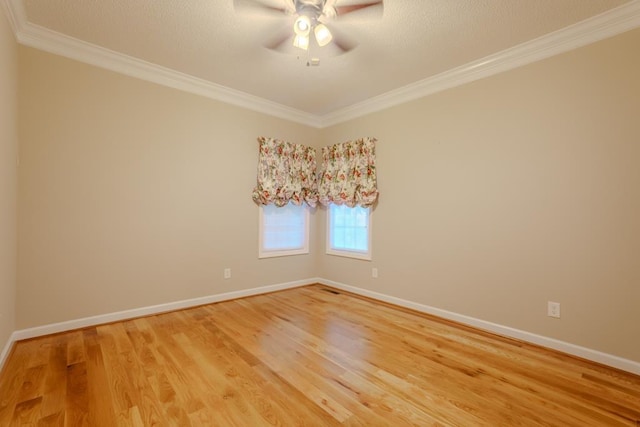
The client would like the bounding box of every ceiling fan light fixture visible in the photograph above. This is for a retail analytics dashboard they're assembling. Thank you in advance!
[293,15,311,36]
[293,34,310,50]
[314,23,333,47]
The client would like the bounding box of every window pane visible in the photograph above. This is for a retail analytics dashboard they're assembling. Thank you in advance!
[329,204,369,254]
[260,203,309,258]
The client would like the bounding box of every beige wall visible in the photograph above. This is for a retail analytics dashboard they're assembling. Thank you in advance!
[17,47,320,328]
[0,11,18,351]
[319,28,640,362]
[14,26,640,364]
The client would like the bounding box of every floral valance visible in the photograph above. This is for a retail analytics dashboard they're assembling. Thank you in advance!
[252,137,318,207]
[318,137,379,208]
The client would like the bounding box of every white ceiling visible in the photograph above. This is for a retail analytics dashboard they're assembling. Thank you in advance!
[4,0,640,126]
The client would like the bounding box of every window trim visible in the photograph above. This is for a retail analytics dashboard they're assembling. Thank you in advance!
[326,204,372,261]
[258,203,310,259]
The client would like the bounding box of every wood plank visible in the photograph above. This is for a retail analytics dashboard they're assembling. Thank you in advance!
[82,328,118,426]
[65,362,89,426]
[0,284,638,426]
[40,335,68,420]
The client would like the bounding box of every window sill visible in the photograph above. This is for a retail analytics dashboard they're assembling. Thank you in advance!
[259,249,309,259]
[326,249,372,261]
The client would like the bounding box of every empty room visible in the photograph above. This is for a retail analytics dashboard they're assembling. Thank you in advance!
[1,0,639,425]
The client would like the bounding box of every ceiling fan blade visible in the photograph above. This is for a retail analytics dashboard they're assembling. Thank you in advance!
[264,31,294,52]
[234,0,294,16]
[330,28,358,54]
[335,1,383,18]
[333,38,357,54]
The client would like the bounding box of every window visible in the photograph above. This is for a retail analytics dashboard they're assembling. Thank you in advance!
[327,204,372,260]
[259,203,309,258]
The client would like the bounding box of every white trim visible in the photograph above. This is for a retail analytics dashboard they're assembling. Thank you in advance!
[0,0,21,35]
[319,1,640,127]
[317,278,640,376]
[12,279,313,341]
[4,277,640,376]
[0,332,17,373]
[320,1,640,126]
[4,0,320,128]
[4,0,640,128]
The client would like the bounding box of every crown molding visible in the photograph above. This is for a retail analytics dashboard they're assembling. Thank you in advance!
[4,0,322,128]
[1,0,21,35]
[4,0,640,129]
[318,0,640,127]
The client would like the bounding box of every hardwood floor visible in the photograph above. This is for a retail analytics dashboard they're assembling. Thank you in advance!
[1,284,639,426]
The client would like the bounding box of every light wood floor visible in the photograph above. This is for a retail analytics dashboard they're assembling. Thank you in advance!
[1,285,639,426]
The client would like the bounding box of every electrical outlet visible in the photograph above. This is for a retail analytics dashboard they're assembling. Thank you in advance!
[224,268,231,279]
[547,301,561,318]
[372,268,378,278]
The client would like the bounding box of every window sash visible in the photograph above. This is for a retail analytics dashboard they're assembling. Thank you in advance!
[259,203,309,258]
[326,204,372,260]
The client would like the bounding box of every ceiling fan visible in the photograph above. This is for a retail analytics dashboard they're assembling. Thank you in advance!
[234,0,383,55]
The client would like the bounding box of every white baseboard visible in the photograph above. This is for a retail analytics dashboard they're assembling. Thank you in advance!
[0,331,17,373]
[4,277,639,376]
[318,278,640,376]
[12,279,314,342]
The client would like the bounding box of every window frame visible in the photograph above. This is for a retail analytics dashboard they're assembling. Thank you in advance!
[258,203,310,259]
[326,204,372,261]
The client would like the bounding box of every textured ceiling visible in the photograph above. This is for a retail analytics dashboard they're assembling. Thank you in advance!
[14,0,635,116]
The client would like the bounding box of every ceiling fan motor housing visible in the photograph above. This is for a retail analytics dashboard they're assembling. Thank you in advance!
[295,1,323,21]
